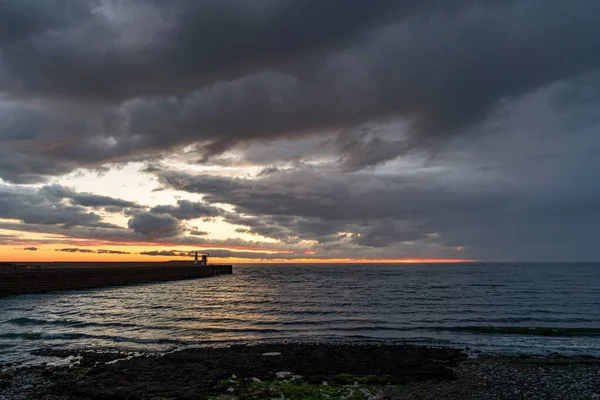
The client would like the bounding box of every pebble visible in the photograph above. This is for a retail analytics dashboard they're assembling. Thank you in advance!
[376,357,600,399]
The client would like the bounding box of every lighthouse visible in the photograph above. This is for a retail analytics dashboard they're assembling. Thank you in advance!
[193,252,208,266]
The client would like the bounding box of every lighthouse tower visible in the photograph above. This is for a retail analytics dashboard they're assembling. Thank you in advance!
[193,252,208,266]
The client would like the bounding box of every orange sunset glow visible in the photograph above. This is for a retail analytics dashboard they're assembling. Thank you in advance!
[1,244,475,264]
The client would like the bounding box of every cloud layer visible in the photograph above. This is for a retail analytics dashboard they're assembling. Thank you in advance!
[1,0,600,261]
[1,0,599,182]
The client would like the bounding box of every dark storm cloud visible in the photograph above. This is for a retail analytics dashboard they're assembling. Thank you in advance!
[334,131,412,171]
[149,200,222,220]
[130,0,600,165]
[41,184,140,210]
[0,221,132,244]
[0,150,75,184]
[127,212,184,238]
[225,212,342,244]
[157,169,503,243]
[1,0,600,182]
[0,0,85,44]
[0,0,465,101]
[157,159,600,261]
[158,169,501,222]
[0,184,120,228]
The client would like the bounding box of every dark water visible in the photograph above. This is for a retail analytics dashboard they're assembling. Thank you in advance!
[1,263,600,365]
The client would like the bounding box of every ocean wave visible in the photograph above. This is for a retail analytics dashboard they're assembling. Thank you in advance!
[304,326,600,337]
[3,317,140,329]
[0,326,291,343]
[444,326,600,337]
[0,332,192,345]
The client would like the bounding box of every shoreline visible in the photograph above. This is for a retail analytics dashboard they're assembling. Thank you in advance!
[1,343,598,400]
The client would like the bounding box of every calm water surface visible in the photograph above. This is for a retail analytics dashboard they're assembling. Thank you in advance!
[1,263,600,365]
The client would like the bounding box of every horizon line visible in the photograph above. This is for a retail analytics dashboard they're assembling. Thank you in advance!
[4,259,600,264]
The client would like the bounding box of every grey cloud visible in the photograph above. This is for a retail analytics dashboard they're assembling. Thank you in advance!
[0,221,132,245]
[139,250,189,257]
[41,184,140,210]
[159,168,466,228]
[127,212,184,237]
[104,205,129,213]
[117,0,600,164]
[0,0,85,45]
[150,199,222,220]
[56,248,131,254]
[157,147,600,261]
[334,130,411,171]
[241,137,335,167]
[225,212,341,245]
[1,1,600,182]
[0,0,453,101]
[0,150,75,184]
[56,248,94,253]
[23,246,38,251]
[0,184,120,228]
[159,169,437,221]
[95,249,131,255]
[349,220,431,248]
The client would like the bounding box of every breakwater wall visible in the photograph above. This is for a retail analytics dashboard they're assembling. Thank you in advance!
[0,262,233,297]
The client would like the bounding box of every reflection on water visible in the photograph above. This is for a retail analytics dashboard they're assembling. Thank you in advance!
[1,263,600,365]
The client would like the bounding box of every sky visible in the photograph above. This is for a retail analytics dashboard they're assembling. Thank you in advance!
[1,0,600,263]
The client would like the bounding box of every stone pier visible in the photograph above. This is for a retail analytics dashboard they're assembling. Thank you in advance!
[0,262,233,297]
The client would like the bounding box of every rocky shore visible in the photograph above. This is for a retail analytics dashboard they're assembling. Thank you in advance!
[0,344,598,399]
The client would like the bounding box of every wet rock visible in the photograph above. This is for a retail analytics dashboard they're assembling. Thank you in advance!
[0,371,11,389]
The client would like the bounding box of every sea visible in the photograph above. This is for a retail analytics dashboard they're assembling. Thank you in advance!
[1,263,600,366]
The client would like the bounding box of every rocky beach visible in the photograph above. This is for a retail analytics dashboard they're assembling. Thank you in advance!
[1,344,598,400]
